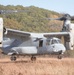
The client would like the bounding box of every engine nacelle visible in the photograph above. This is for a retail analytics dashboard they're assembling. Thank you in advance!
[64,23,74,50]
[0,18,3,47]
[64,33,74,50]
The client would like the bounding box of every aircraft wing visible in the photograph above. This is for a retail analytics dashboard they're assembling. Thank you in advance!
[43,32,69,38]
[5,29,31,40]
[5,29,70,39]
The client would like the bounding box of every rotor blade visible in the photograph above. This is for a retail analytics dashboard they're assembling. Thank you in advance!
[45,14,72,21]
[45,17,64,21]
[0,10,29,14]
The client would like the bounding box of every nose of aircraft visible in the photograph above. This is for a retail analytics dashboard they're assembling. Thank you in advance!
[53,44,66,53]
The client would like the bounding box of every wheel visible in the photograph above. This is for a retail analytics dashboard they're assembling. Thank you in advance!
[58,55,62,59]
[31,56,36,61]
[10,56,16,61]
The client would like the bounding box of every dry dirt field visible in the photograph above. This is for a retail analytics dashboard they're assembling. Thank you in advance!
[0,57,74,75]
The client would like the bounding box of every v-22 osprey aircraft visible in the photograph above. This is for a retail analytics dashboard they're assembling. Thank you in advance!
[0,14,74,61]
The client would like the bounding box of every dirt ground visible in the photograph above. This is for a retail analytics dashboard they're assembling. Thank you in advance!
[0,57,73,75]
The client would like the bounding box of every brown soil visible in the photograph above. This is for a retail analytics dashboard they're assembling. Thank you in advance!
[0,57,74,75]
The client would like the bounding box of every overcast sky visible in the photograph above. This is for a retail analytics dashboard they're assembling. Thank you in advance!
[0,0,74,15]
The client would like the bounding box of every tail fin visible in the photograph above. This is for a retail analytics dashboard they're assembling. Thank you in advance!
[0,18,3,47]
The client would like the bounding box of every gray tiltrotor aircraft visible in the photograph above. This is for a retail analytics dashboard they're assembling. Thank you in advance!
[0,14,74,61]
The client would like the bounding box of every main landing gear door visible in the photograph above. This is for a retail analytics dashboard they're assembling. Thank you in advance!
[0,18,3,47]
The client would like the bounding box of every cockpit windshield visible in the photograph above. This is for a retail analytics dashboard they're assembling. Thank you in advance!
[51,39,61,44]
[46,38,61,45]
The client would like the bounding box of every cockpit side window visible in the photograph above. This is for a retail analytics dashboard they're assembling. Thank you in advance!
[46,39,51,45]
[58,39,61,43]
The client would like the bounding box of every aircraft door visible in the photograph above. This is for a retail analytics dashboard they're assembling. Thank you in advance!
[39,40,43,47]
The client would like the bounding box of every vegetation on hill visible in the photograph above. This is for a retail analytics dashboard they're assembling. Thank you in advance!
[0,5,63,32]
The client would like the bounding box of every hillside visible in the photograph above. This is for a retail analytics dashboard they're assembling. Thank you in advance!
[0,5,63,32]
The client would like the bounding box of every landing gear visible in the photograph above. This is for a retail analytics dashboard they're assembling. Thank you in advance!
[58,50,63,59]
[31,56,36,61]
[10,56,17,61]
[58,55,63,59]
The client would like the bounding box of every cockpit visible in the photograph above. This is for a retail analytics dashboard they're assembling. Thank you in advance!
[46,37,61,45]
[51,39,61,44]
